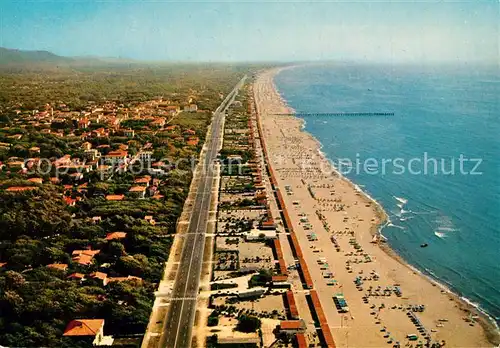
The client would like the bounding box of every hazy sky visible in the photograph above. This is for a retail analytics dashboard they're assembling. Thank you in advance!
[0,1,498,63]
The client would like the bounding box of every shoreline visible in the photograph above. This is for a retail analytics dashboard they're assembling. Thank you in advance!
[266,65,500,346]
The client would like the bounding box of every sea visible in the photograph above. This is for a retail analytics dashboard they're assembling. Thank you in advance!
[274,63,500,326]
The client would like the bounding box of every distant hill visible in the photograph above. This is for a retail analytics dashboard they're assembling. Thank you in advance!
[0,47,72,64]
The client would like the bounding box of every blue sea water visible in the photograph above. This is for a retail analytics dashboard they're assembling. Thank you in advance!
[274,63,500,325]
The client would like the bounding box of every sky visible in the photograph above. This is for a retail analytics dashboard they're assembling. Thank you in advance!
[0,0,498,63]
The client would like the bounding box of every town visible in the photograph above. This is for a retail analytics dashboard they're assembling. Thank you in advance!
[0,64,248,347]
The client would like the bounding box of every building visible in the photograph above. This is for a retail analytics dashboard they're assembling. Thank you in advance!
[72,249,100,266]
[129,186,146,199]
[216,337,259,346]
[186,136,199,146]
[78,118,90,129]
[103,151,127,165]
[237,287,266,299]
[138,151,153,165]
[134,176,151,187]
[105,232,127,241]
[81,142,92,151]
[245,228,277,241]
[67,273,86,281]
[5,186,37,193]
[184,104,198,112]
[285,290,300,319]
[259,215,276,230]
[278,320,306,334]
[63,319,113,346]
[165,105,180,115]
[84,149,101,161]
[150,118,165,127]
[295,333,308,348]
[123,129,135,138]
[27,177,43,184]
[89,272,108,284]
[271,275,290,288]
[105,194,124,201]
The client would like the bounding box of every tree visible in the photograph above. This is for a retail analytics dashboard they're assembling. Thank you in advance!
[235,315,261,333]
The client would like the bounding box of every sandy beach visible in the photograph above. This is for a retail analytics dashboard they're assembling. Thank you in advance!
[253,67,500,347]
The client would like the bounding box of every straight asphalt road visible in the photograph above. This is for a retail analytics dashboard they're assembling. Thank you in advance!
[159,76,246,348]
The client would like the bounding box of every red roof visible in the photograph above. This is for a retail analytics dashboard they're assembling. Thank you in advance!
[73,254,93,265]
[6,186,37,192]
[106,150,127,157]
[296,333,308,348]
[186,136,199,146]
[105,232,127,241]
[280,320,303,330]
[105,194,124,201]
[27,177,43,184]
[63,196,77,206]
[63,319,104,337]
[286,290,299,319]
[129,186,146,192]
[67,273,85,280]
[89,271,108,281]
[272,275,288,282]
[72,250,100,266]
[310,290,336,347]
[72,249,100,257]
[134,177,150,184]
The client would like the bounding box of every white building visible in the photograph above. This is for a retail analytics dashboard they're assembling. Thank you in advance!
[245,228,277,241]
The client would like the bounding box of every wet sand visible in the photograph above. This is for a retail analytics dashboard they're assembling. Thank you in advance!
[254,67,499,347]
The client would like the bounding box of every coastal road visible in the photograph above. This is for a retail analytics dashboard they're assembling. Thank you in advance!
[159,76,246,348]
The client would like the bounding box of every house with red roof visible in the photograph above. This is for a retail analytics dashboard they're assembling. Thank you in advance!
[67,273,86,281]
[63,319,113,346]
[89,272,108,284]
[134,176,151,187]
[78,118,90,129]
[129,185,146,199]
[5,186,37,193]
[278,320,306,334]
[105,194,124,201]
[150,118,165,127]
[105,232,127,241]
[63,196,77,207]
[165,105,180,115]
[186,136,199,146]
[72,249,100,266]
[103,150,127,165]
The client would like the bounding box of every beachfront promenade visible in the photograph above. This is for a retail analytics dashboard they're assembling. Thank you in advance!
[252,68,495,347]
